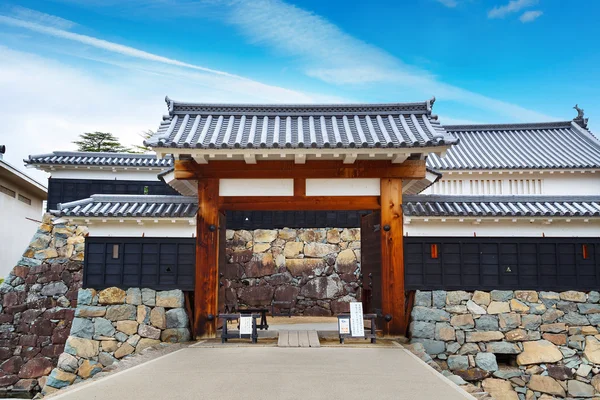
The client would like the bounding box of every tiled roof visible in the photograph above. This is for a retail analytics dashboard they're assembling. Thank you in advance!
[25,152,173,168]
[145,96,457,149]
[403,195,600,217]
[427,121,600,170]
[53,195,197,218]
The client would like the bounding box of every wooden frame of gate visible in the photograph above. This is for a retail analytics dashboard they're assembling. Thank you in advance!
[175,158,426,338]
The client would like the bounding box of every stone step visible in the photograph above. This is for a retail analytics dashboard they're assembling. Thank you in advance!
[278,330,321,348]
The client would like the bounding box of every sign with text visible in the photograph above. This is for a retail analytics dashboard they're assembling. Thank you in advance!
[350,302,365,337]
[239,315,253,336]
[338,317,350,335]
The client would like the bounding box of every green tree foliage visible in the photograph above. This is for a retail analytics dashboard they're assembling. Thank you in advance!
[73,132,133,153]
[131,130,155,153]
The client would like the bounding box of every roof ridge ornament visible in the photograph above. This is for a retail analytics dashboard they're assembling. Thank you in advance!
[165,96,174,115]
[427,96,436,113]
[573,104,589,129]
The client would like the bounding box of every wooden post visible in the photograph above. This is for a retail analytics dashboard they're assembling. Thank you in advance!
[194,178,220,338]
[380,178,405,336]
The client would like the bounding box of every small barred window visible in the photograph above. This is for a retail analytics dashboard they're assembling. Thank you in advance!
[18,194,32,205]
[0,185,16,198]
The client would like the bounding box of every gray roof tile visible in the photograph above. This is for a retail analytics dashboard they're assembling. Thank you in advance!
[403,195,600,217]
[145,96,456,149]
[53,195,197,218]
[427,121,600,170]
[26,152,173,168]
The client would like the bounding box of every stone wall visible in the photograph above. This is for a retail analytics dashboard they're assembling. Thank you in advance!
[409,290,600,399]
[0,213,83,397]
[42,287,190,395]
[224,228,361,316]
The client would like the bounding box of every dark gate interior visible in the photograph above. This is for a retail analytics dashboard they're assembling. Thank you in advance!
[405,237,600,291]
[360,211,382,317]
[84,237,195,290]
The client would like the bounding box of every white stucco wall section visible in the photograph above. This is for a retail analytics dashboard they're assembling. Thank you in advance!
[306,178,380,196]
[424,170,600,196]
[74,220,195,237]
[50,169,162,181]
[219,179,294,196]
[0,180,45,278]
[404,218,600,237]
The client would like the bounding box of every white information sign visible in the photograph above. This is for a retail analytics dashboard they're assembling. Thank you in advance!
[338,317,350,335]
[350,302,365,337]
[239,315,253,336]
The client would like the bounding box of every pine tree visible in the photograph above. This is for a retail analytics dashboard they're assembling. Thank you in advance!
[73,132,132,153]
[131,130,155,153]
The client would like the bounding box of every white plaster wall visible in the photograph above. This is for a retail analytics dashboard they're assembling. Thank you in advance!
[85,221,195,237]
[50,169,162,181]
[424,170,600,196]
[0,179,45,278]
[219,179,293,196]
[306,178,380,196]
[404,219,600,237]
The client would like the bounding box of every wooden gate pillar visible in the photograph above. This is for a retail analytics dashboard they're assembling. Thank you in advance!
[380,178,406,336]
[194,178,220,338]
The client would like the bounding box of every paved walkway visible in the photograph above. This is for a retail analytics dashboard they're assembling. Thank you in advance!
[48,346,473,400]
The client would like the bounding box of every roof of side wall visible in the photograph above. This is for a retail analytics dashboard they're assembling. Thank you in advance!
[427,121,600,170]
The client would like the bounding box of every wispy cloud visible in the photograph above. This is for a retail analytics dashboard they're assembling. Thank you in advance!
[0,11,317,103]
[8,6,76,29]
[436,0,458,8]
[222,0,553,121]
[520,10,543,23]
[488,0,538,19]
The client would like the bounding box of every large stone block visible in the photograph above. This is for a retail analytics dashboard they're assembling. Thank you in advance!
[414,291,432,307]
[150,307,167,329]
[77,289,96,306]
[340,228,360,242]
[40,282,68,297]
[450,314,474,329]
[516,340,563,365]
[137,305,151,324]
[286,259,325,277]
[156,290,185,308]
[94,317,115,337]
[514,291,539,303]
[410,338,445,355]
[465,331,504,342]
[411,306,450,323]
[584,336,600,363]
[472,291,491,306]
[71,317,94,339]
[106,304,137,321]
[410,321,435,338]
[435,323,455,341]
[18,357,53,379]
[77,360,102,379]
[161,328,191,343]
[560,291,586,303]
[446,291,471,305]
[447,355,469,371]
[141,288,156,306]
[475,353,498,372]
[273,286,299,303]
[568,380,594,398]
[57,353,78,373]
[283,242,304,258]
[114,343,134,359]
[238,285,275,306]
[244,253,277,278]
[482,378,519,400]
[335,249,357,274]
[166,308,189,329]
[300,276,343,300]
[135,338,160,353]
[475,315,499,331]
[45,368,76,389]
[98,287,126,305]
[304,243,340,258]
[490,290,513,302]
[486,341,520,354]
[138,324,161,340]
[487,301,510,314]
[528,375,565,397]
[253,229,278,243]
[76,306,106,318]
[126,288,142,305]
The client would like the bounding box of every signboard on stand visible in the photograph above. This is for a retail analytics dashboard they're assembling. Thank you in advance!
[239,315,253,336]
[350,302,365,337]
[338,316,350,335]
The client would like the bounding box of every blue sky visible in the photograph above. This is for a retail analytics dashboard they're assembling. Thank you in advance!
[0,0,599,180]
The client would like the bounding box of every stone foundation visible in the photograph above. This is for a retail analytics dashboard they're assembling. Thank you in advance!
[0,214,83,397]
[409,290,600,399]
[42,287,190,395]
[224,228,361,315]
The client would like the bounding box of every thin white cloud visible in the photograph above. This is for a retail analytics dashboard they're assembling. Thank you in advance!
[0,13,315,103]
[520,10,543,23]
[9,6,76,30]
[224,0,553,121]
[488,0,538,19]
[436,0,458,8]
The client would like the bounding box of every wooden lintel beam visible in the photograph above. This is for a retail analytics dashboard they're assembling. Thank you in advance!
[219,196,380,211]
[175,159,426,180]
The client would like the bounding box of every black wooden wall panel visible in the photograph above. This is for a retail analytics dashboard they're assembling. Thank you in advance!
[226,210,369,229]
[405,237,600,291]
[84,237,195,291]
[48,178,179,210]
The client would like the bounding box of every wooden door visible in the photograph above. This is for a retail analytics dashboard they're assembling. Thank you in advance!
[360,211,382,317]
[216,212,227,329]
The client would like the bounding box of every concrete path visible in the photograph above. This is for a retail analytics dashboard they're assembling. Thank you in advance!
[48,346,473,400]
